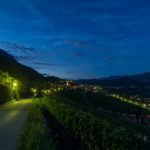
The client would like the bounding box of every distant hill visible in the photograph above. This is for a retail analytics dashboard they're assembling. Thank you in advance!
[101,72,150,82]
[75,73,150,88]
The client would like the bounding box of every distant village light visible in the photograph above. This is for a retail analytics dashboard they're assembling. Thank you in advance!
[66,81,69,86]
[66,80,72,86]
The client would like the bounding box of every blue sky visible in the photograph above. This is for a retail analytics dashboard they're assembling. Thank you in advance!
[0,0,150,79]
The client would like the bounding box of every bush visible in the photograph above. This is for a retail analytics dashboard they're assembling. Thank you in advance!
[0,84,10,104]
[42,95,150,150]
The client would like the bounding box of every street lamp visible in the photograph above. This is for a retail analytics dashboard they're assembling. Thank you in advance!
[13,82,17,87]
[12,81,18,100]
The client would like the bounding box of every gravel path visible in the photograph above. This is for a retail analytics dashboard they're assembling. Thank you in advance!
[0,99,32,150]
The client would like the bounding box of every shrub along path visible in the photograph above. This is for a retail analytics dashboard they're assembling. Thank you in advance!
[0,99,32,150]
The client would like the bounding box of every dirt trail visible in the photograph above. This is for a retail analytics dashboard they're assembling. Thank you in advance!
[0,99,32,150]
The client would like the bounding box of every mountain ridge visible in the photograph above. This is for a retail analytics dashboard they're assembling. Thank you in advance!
[0,49,46,97]
[101,72,150,82]
[75,73,150,88]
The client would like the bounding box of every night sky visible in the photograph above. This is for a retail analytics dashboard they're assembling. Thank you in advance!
[0,0,150,79]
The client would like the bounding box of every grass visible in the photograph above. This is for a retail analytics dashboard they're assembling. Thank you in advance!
[17,99,56,150]
[0,99,17,106]
[4,99,17,104]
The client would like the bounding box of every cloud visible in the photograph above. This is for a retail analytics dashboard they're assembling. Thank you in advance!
[65,39,98,51]
[71,52,84,58]
[15,56,34,61]
[33,35,54,40]
[32,62,58,67]
[64,71,75,75]
[42,71,57,76]
[18,0,44,19]
[0,41,35,53]
[104,57,114,63]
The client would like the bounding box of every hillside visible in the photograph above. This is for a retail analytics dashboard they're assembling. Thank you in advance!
[0,49,65,102]
[0,49,44,81]
[45,76,63,83]
[0,49,46,98]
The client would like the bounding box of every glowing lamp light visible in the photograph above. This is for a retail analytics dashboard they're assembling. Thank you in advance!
[13,82,17,87]
[33,89,37,92]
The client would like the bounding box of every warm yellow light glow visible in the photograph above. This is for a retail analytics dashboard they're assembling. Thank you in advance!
[33,89,37,92]
[13,82,17,87]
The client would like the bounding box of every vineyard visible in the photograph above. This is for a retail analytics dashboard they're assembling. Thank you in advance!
[18,90,150,150]
[42,91,150,149]
[86,92,150,114]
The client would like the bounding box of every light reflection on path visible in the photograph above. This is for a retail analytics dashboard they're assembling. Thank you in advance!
[0,99,32,150]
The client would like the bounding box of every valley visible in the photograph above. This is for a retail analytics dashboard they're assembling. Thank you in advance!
[0,49,150,150]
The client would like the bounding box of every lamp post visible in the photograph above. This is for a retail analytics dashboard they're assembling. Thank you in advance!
[12,81,18,100]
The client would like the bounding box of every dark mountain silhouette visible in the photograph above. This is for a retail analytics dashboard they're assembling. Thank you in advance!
[0,49,64,102]
[0,49,50,97]
[101,72,150,82]
[45,76,63,83]
[75,73,150,88]
[0,49,44,80]
[0,49,16,61]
